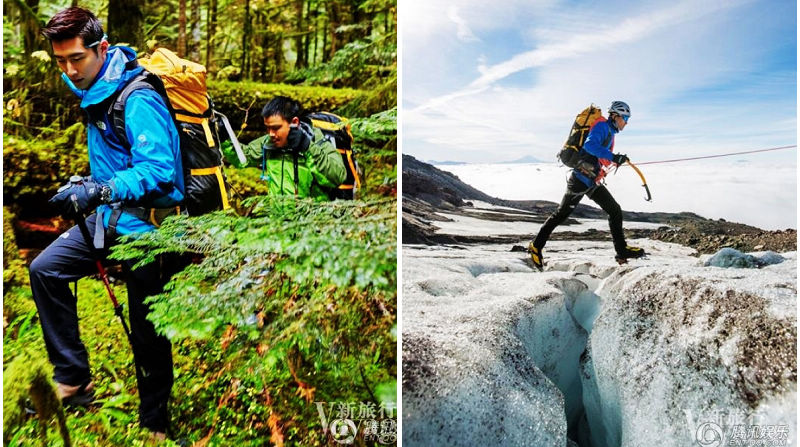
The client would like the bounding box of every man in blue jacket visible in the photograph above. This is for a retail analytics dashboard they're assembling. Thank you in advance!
[29,7,183,439]
[528,101,645,271]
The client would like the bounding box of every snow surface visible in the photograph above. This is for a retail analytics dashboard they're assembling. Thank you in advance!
[402,238,796,446]
[437,161,797,231]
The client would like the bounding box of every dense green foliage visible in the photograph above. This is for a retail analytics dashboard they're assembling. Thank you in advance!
[2,125,89,216]
[3,197,397,445]
[3,108,396,447]
[110,195,397,443]
[4,349,70,447]
[3,266,186,446]
[285,31,396,89]
[5,0,396,86]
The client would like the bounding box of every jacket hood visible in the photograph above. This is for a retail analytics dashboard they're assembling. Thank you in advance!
[62,46,143,108]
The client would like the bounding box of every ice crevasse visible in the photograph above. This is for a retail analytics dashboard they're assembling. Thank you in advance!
[401,242,797,447]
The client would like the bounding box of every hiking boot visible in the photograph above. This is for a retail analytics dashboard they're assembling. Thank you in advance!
[146,431,167,445]
[24,381,94,414]
[615,246,646,263]
[57,381,95,408]
[528,242,544,271]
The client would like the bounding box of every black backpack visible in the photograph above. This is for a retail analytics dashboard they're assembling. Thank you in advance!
[306,112,361,200]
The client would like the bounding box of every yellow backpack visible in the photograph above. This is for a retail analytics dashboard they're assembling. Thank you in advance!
[108,48,236,215]
[558,104,606,168]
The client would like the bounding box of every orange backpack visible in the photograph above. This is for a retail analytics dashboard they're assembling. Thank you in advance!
[108,48,235,215]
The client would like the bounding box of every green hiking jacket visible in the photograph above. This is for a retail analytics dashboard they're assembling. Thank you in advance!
[230,123,346,200]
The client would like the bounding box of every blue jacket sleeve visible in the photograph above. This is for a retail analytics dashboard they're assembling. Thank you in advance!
[109,90,184,204]
[582,121,614,161]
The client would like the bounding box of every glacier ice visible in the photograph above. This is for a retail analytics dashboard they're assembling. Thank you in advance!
[402,241,796,446]
[704,247,785,268]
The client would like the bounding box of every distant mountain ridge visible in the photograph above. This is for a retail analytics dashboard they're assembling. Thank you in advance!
[426,160,467,166]
[403,154,703,221]
[427,155,547,165]
[402,154,716,245]
[499,155,547,164]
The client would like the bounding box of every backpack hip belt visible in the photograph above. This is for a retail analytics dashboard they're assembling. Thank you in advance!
[93,204,184,249]
[118,205,185,228]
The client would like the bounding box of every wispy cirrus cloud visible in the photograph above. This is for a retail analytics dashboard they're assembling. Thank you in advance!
[447,6,479,42]
[415,0,752,112]
[403,0,795,165]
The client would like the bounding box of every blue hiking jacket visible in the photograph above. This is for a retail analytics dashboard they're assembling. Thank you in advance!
[63,46,184,236]
[573,118,618,187]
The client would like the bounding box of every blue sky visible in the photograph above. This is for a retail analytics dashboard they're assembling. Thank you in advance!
[401,0,797,164]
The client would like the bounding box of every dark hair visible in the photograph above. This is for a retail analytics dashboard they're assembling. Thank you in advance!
[41,7,105,52]
[261,96,305,121]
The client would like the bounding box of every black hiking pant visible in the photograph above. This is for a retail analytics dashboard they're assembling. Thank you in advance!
[533,174,627,254]
[29,213,186,433]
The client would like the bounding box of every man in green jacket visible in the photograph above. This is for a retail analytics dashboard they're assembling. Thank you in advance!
[223,96,346,200]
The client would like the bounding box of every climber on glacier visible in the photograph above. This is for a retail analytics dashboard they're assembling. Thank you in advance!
[528,100,645,271]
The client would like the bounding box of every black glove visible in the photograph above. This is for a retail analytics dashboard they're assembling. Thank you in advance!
[49,180,113,218]
[612,153,629,165]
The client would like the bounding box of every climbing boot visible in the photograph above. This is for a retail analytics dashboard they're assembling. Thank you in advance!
[615,246,646,264]
[528,242,544,271]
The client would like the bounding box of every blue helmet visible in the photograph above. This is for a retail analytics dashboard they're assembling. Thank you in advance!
[608,101,631,118]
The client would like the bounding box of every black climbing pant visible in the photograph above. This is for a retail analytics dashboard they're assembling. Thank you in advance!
[29,212,187,432]
[533,174,627,254]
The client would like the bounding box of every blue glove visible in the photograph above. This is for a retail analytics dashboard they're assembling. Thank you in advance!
[612,153,629,165]
[49,179,112,218]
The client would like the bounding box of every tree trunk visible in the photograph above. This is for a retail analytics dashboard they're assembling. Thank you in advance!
[257,13,269,81]
[206,0,218,68]
[177,0,187,57]
[326,1,340,60]
[352,1,369,40]
[189,0,201,61]
[107,0,145,50]
[15,0,43,55]
[302,0,311,68]
[293,0,304,69]
[241,0,251,79]
[312,8,318,65]
[273,32,283,81]
[321,17,329,62]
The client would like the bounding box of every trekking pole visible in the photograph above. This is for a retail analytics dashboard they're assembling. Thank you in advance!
[67,176,134,348]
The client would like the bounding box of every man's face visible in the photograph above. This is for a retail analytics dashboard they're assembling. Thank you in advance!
[613,114,628,131]
[264,115,299,148]
[52,37,108,90]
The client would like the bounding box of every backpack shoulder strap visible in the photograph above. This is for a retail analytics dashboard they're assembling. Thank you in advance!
[108,71,162,150]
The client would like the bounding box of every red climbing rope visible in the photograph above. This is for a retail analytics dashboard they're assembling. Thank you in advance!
[632,145,796,166]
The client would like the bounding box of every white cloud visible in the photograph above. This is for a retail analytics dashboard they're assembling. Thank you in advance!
[419,0,752,109]
[403,0,795,164]
[447,6,479,42]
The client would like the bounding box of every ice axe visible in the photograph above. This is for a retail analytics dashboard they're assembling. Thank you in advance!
[613,160,652,202]
[626,160,652,202]
[67,175,134,348]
